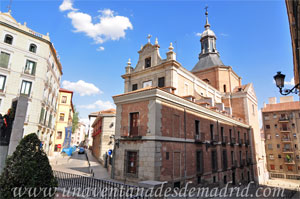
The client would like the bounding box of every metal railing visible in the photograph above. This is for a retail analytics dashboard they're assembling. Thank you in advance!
[279,116,289,122]
[280,127,291,131]
[221,136,228,145]
[284,158,295,164]
[230,137,236,145]
[53,170,148,198]
[283,148,294,153]
[282,137,292,142]
[195,133,206,142]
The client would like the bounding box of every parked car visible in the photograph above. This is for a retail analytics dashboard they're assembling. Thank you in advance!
[78,147,85,154]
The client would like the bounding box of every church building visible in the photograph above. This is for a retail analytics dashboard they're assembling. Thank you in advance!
[112,10,264,187]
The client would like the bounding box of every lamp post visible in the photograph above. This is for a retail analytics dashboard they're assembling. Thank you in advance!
[274,71,300,95]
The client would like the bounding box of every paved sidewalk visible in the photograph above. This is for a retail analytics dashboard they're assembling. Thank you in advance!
[86,150,111,180]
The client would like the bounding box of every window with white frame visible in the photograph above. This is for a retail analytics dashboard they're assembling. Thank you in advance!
[20,80,32,96]
[0,75,6,91]
[24,60,36,75]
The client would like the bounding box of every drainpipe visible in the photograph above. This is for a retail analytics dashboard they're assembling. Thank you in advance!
[184,108,187,186]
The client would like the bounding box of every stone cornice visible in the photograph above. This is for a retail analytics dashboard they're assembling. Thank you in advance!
[113,88,251,128]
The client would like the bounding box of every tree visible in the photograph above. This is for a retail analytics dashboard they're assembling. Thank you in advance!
[72,105,79,133]
[0,133,57,198]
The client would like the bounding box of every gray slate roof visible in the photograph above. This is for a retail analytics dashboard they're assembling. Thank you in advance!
[191,53,224,73]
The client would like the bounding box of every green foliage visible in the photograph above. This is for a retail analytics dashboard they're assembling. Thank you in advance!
[72,105,79,132]
[0,133,57,198]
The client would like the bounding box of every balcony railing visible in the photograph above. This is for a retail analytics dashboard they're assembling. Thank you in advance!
[281,137,292,142]
[232,160,238,169]
[240,159,246,167]
[210,135,219,145]
[279,117,289,122]
[282,148,294,153]
[284,158,295,164]
[280,127,291,132]
[245,140,249,147]
[238,139,243,147]
[195,133,206,143]
[247,158,252,166]
[230,137,236,146]
[221,136,228,145]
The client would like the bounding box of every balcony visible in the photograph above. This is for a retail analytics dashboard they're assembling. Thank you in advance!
[121,126,146,139]
[282,148,294,153]
[281,137,292,142]
[195,133,206,143]
[284,158,295,164]
[230,137,236,146]
[240,159,246,168]
[280,127,291,132]
[247,158,252,166]
[221,136,228,146]
[232,160,238,169]
[238,139,243,147]
[245,140,249,147]
[210,135,219,145]
[279,116,289,123]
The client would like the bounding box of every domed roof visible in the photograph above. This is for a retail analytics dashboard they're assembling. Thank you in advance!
[201,28,216,39]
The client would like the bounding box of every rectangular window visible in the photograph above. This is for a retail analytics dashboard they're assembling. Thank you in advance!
[231,151,234,164]
[145,57,151,68]
[166,152,169,160]
[130,112,139,136]
[132,84,138,91]
[266,125,270,129]
[0,75,6,91]
[20,80,32,96]
[143,80,152,88]
[59,113,65,121]
[269,154,274,159]
[24,60,36,75]
[221,127,224,141]
[196,151,203,173]
[222,150,227,170]
[57,131,62,139]
[158,77,165,88]
[39,107,45,124]
[268,144,273,150]
[61,96,67,103]
[0,52,10,68]
[211,150,218,172]
[210,124,214,140]
[126,151,138,175]
[195,120,200,135]
[270,165,275,170]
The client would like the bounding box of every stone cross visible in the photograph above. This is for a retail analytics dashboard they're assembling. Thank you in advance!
[147,34,152,43]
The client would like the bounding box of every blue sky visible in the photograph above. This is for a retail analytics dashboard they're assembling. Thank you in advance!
[1,0,297,124]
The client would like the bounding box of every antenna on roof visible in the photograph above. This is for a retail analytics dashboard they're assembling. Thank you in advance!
[7,0,12,13]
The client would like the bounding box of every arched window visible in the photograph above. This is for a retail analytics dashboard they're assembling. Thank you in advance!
[223,84,227,92]
[29,43,37,53]
[4,34,13,44]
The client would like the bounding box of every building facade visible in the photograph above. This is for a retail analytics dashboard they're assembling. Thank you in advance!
[52,88,74,155]
[0,12,62,155]
[91,109,116,165]
[112,12,262,187]
[87,111,100,148]
[71,122,86,146]
[262,96,300,180]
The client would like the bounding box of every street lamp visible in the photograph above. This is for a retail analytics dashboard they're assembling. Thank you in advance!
[274,71,300,95]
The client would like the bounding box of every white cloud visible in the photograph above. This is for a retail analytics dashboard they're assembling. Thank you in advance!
[59,0,77,12]
[62,80,102,96]
[79,100,115,110]
[195,32,202,37]
[67,9,133,44]
[97,46,105,51]
[285,77,295,86]
[220,33,229,37]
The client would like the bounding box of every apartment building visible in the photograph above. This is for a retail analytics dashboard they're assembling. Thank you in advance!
[0,12,62,155]
[262,96,300,180]
[112,11,262,187]
[52,88,74,155]
[91,109,116,165]
[71,122,86,146]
